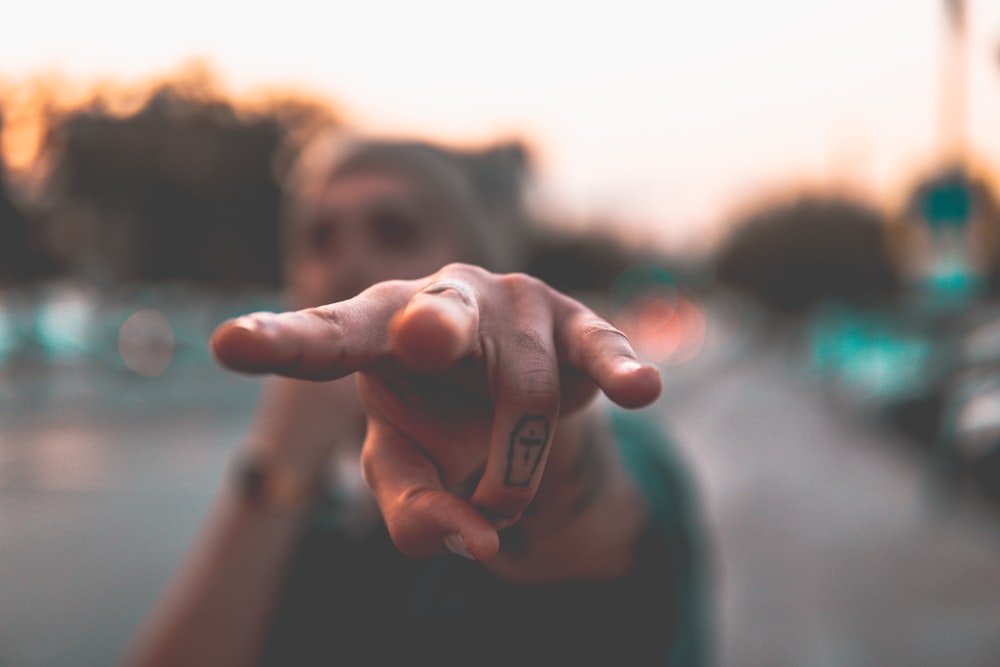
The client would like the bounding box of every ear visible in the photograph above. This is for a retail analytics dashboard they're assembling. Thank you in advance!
[461,140,533,213]
[487,141,531,173]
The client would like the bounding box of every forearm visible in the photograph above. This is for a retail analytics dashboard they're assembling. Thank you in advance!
[126,377,361,667]
[123,475,315,667]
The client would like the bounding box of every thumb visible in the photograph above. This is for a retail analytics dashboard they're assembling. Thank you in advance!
[360,422,499,561]
[389,279,480,373]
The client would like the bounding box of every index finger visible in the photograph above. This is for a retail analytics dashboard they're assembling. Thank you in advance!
[209,280,410,380]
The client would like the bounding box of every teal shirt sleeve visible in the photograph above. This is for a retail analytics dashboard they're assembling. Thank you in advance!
[611,407,714,667]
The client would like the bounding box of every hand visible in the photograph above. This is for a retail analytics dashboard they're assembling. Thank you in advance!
[210,263,662,562]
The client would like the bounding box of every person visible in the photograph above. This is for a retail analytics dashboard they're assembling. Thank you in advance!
[124,132,711,667]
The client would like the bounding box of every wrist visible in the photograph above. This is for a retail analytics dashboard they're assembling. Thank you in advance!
[230,449,331,511]
[247,376,366,471]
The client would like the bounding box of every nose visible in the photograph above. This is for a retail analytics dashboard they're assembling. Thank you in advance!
[290,253,371,308]
[299,226,376,304]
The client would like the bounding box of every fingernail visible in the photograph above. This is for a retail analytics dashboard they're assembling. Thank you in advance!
[443,533,475,560]
[618,359,643,373]
[237,313,296,356]
[493,518,514,531]
[228,313,274,336]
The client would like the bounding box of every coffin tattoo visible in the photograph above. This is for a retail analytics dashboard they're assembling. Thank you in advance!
[504,415,551,487]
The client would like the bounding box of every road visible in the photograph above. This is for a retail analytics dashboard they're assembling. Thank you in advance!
[1,294,999,667]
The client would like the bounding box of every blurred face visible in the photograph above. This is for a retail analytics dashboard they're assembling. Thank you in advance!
[287,171,468,306]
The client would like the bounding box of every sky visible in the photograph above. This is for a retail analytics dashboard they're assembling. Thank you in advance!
[3,0,1000,256]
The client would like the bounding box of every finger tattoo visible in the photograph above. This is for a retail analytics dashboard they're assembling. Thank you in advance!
[504,415,551,487]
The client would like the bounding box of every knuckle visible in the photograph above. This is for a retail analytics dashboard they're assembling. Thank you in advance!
[579,319,630,345]
[297,307,352,370]
[304,306,346,335]
[355,278,412,305]
[397,484,438,510]
[500,271,546,298]
[508,336,560,410]
[439,262,491,282]
[379,278,414,293]
[513,330,549,356]
[519,377,561,414]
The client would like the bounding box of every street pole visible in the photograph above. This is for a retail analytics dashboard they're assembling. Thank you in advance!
[940,0,968,166]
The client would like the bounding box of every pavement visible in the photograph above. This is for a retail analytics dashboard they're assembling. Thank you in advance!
[1,291,1000,667]
[661,308,1000,667]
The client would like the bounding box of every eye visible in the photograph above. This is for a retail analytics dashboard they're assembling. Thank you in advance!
[306,217,339,254]
[371,210,422,251]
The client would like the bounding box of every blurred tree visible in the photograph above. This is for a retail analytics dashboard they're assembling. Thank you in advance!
[36,74,336,288]
[712,195,901,316]
[527,223,685,299]
[0,111,59,286]
[22,67,686,295]
[0,109,62,370]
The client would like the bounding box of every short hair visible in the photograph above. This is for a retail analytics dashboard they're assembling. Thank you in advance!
[279,130,534,275]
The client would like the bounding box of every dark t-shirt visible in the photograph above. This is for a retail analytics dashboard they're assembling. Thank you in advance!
[261,409,710,667]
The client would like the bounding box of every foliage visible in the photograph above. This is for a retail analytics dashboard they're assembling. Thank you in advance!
[712,195,902,316]
[2,69,336,288]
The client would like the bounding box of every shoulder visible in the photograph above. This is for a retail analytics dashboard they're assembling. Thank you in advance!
[608,407,696,521]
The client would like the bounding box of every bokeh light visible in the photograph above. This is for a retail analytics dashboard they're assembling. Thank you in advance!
[615,288,707,365]
[117,308,175,377]
[611,264,707,365]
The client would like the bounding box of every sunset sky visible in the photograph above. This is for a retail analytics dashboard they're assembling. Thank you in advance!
[3,0,1000,255]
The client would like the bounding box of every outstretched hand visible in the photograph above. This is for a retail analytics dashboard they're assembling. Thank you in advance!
[211,263,662,562]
